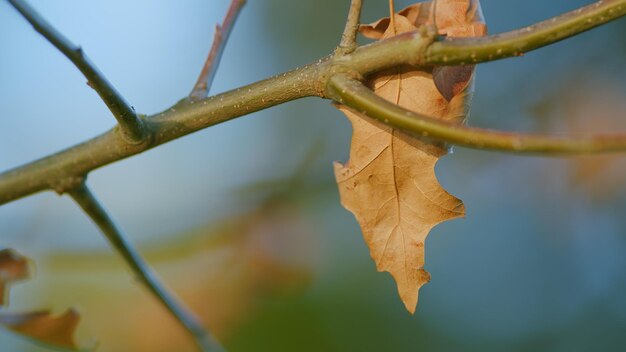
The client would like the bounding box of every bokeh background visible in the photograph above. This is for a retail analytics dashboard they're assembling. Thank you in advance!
[1,0,625,351]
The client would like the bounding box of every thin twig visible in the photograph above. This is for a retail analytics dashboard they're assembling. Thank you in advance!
[190,0,247,100]
[328,74,626,154]
[7,0,145,143]
[67,182,224,352]
[338,0,363,52]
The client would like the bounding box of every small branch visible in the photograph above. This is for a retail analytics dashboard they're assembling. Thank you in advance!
[328,75,626,155]
[424,0,626,65]
[189,0,247,100]
[67,182,224,352]
[338,0,363,52]
[7,0,145,142]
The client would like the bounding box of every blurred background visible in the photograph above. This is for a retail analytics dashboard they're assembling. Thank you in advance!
[1,0,625,351]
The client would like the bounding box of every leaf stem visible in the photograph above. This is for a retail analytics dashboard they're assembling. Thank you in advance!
[328,75,626,155]
[67,182,224,352]
[389,0,396,35]
[190,0,247,100]
[7,0,146,143]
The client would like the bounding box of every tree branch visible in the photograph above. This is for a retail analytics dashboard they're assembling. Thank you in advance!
[189,0,247,100]
[0,60,326,205]
[67,182,224,352]
[338,0,363,53]
[424,0,626,65]
[1,0,625,204]
[328,74,626,154]
[7,0,146,142]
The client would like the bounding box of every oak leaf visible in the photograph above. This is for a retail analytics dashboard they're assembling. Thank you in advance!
[334,0,486,313]
[0,248,80,350]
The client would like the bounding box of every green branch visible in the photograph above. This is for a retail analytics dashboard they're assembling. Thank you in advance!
[0,60,326,205]
[425,0,626,65]
[328,75,626,154]
[68,182,224,352]
[7,0,146,142]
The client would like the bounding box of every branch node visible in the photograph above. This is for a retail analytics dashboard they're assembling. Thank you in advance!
[116,116,153,147]
[50,175,86,196]
[8,0,146,144]
[415,24,439,65]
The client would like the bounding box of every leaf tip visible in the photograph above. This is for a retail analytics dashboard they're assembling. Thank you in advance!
[397,268,431,314]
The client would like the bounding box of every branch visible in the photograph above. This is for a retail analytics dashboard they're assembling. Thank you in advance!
[7,0,146,142]
[189,0,247,100]
[1,0,625,204]
[328,75,626,154]
[425,0,626,65]
[67,182,224,352]
[0,60,326,205]
[338,0,363,52]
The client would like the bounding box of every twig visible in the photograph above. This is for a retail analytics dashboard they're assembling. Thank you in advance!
[328,74,626,154]
[1,0,625,204]
[338,0,363,52]
[425,0,626,65]
[7,0,146,143]
[67,182,224,352]
[189,0,247,100]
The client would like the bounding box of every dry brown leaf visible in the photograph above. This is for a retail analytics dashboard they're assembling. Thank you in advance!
[0,249,28,306]
[334,0,486,313]
[0,310,80,349]
[0,248,80,350]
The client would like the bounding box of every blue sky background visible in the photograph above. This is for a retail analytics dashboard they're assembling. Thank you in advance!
[1,1,625,351]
